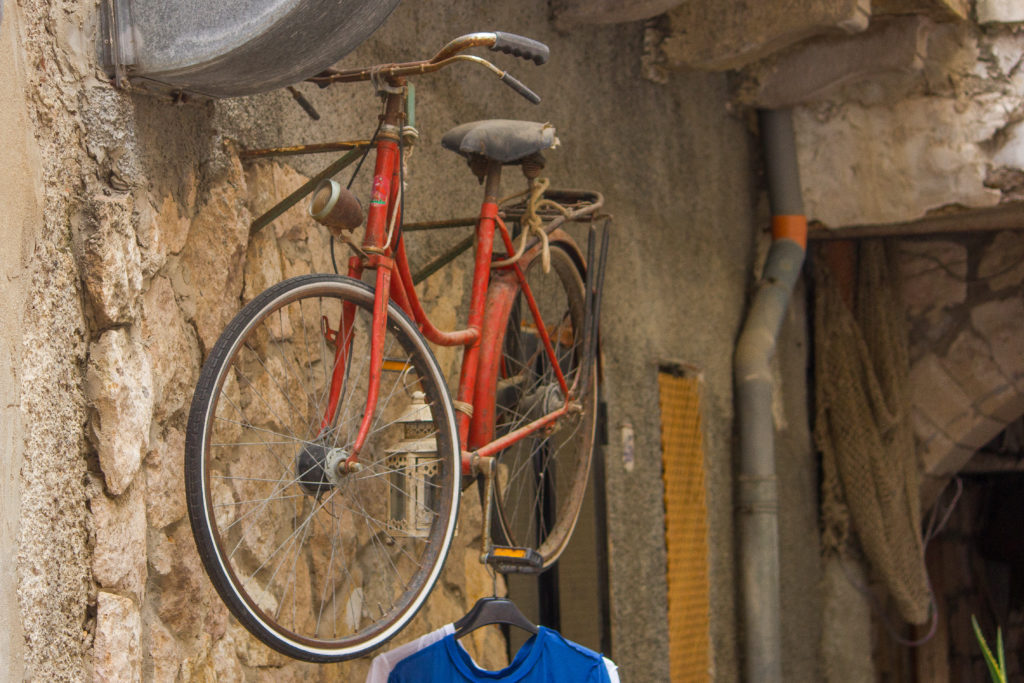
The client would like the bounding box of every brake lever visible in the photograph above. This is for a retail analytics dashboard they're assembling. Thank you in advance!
[500,71,541,104]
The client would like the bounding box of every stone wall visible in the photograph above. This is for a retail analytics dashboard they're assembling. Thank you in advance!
[897,231,1024,501]
[83,153,510,680]
[790,18,1024,227]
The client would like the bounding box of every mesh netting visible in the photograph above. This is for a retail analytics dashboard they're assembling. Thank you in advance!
[814,240,931,625]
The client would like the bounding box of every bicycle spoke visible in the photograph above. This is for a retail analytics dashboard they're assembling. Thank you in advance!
[187,275,458,659]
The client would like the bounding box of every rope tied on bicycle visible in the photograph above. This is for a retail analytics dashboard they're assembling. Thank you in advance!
[494,173,571,273]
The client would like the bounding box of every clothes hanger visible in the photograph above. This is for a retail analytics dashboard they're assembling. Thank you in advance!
[453,567,539,639]
[453,596,539,639]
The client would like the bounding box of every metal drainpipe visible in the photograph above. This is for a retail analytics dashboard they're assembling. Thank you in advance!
[734,109,807,683]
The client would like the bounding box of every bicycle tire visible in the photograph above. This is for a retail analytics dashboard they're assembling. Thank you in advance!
[185,274,459,662]
[488,242,597,569]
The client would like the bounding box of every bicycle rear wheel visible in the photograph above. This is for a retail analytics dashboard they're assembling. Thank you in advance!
[185,274,459,662]
[490,242,597,569]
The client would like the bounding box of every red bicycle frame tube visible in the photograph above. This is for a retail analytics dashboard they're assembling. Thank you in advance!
[394,238,478,347]
[452,201,499,450]
[316,90,585,471]
[467,271,517,450]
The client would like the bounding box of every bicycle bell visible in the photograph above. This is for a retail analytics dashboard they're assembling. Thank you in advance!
[309,178,365,235]
[385,391,439,538]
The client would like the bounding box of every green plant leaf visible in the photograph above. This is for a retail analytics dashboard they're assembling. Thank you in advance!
[971,614,1007,683]
[997,626,1005,679]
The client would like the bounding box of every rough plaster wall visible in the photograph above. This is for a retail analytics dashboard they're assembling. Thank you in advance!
[793,21,1024,227]
[7,0,813,681]
[0,5,38,678]
[13,0,94,678]
[773,276,822,682]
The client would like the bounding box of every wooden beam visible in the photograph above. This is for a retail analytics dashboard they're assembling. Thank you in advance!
[959,452,1024,474]
[808,201,1024,240]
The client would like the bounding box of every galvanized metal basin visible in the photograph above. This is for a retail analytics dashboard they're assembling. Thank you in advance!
[103,0,400,98]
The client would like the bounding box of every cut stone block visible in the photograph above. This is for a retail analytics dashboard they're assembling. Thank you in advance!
[738,17,932,108]
[971,298,1024,393]
[661,0,870,71]
[91,481,147,599]
[551,0,684,25]
[148,619,182,683]
[873,0,969,19]
[913,408,976,475]
[794,96,1004,227]
[977,0,1024,24]
[910,354,978,440]
[144,427,186,529]
[141,275,199,423]
[942,328,1021,422]
[179,154,250,354]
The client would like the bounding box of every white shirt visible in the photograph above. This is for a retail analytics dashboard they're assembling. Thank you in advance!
[366,624,456,683]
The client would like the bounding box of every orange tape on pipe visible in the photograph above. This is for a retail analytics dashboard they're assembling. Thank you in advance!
[772,215,807,249]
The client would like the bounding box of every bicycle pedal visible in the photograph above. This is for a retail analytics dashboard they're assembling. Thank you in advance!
[484,545,543,574]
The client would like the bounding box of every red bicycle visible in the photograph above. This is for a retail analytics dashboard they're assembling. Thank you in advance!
[185,32,608,662]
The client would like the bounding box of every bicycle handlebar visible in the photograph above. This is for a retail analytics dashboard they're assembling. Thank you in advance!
[309,32,548,104]
[491,32,549,65]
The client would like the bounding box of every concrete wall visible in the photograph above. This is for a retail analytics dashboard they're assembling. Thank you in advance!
[4,0,823,681]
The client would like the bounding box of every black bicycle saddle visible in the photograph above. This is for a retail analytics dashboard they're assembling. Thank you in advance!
[441,120,558,164]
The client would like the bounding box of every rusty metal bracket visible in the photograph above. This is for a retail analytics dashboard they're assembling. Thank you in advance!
[239,140,373,160]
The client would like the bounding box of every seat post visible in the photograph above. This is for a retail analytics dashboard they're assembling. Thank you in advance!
[482,160,502,203]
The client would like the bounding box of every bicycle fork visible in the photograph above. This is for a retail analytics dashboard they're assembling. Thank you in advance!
[316,92,406,467]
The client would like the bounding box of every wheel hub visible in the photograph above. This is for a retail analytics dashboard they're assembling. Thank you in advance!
[296,443,351,495]
[522,382,562,418]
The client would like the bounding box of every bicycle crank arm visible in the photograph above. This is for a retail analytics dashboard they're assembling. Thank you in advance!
[476,457,544,573]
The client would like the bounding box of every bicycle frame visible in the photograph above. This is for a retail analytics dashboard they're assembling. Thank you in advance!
[319,84,581,476]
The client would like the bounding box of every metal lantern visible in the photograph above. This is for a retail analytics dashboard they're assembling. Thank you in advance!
[385,391,439,538]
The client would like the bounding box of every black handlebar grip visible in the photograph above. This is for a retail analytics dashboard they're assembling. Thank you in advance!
[491,32,550,66]
[500,72,541,104]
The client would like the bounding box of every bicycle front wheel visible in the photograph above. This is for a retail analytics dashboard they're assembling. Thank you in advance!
[490,242,597,569]
[185,274,459,662]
